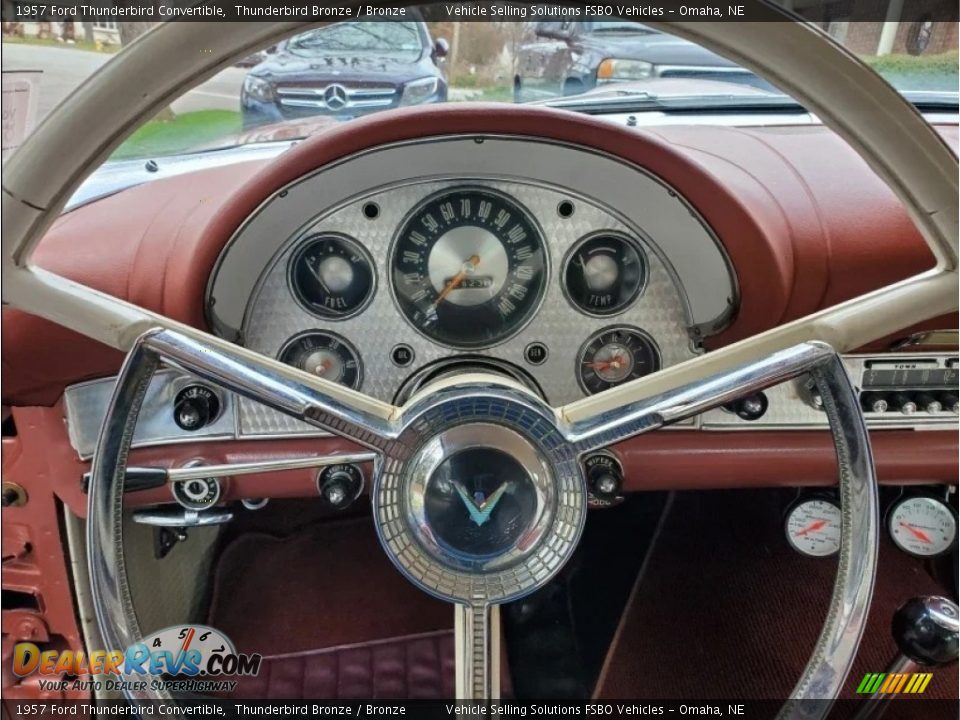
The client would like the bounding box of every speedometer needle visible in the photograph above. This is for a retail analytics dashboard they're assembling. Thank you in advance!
[898,522,933,544]
[433,255,480,307]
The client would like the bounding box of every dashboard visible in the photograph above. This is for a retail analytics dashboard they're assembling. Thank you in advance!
[3,107,955,523]
[59,133,958,458]
[204,135,734,435]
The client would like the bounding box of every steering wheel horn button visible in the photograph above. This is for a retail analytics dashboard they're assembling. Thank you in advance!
[374,395,586,606]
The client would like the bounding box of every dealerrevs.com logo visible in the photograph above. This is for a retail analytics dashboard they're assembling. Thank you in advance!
[13,625,261,694]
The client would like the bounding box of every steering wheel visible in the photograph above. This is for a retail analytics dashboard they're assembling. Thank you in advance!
[2,6,956,716]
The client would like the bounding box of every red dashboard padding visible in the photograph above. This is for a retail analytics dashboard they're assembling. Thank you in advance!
[2,106,955,406]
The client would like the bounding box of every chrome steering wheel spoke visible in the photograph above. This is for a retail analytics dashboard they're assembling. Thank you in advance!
[455,604,501,700]
[142,328,400,451]
[558,341,836,455]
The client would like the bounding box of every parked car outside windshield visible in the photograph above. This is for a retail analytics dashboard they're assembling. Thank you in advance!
[240,20,448,128]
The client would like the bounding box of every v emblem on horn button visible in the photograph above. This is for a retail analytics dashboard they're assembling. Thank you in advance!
[453,480,510,527]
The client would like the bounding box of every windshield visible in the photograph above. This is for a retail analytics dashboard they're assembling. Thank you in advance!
[584,22,654,33]
[2,10,956,162]
[286,22,422,57]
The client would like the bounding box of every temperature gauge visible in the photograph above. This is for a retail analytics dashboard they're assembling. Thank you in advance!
[888,496,957,557]
[576,326,660,395]
[278,331,363,390]
[563,233,647,316]
[289,234,376,319]
[785,498,842,557]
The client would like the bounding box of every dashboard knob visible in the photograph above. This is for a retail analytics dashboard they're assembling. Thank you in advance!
[892,596,959,667]
[890,392,917,415]
[938,392,959,414]
[861,392,889,413]
[317,464,364,511]
[727,392,768,421]
[173,385,221,431]
[584,453,624,506]
[915,393,943,414]
[592,472,621,503]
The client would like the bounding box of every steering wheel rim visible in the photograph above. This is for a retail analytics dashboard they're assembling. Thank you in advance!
[1,4,956,713]
[89,326,875,711]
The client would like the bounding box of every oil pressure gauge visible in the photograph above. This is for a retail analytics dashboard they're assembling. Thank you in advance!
[785,497,842,557]
[888,496,957,557]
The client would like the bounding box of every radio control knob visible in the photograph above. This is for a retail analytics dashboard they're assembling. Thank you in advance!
[938,393,959,414]
[890,392,917,415]
[915,393,943,414]
[862,392,888,413]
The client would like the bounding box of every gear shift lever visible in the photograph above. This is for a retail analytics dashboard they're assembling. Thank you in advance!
[891,596,959,667]
[853,596,958,720]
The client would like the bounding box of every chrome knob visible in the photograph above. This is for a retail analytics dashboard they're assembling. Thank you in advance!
[915,393,942,414]
[891,392,917,415]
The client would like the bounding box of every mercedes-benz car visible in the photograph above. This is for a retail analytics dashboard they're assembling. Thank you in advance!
[241,20,448,128]
[2,7,958,715]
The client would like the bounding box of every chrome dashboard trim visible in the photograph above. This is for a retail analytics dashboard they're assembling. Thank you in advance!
[63,352,958,459]
[64,370,237,460]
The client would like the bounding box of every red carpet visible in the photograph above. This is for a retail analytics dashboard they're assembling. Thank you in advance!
[207,516,453,656]
[595,490,958,714]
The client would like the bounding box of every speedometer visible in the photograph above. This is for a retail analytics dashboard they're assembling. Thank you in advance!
[390,188,548,349]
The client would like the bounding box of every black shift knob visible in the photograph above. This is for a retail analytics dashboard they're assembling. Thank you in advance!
[891,596,959,666]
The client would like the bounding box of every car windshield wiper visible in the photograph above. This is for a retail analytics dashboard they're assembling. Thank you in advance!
[541,91,806,114]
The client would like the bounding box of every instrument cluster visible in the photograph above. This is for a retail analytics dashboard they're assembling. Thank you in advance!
[240,177,699,430]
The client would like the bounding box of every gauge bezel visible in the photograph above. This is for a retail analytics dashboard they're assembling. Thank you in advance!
[561,231,649,318]
[784,496,842,558]
[277,329,364,391]
[387,185,551,351]
[575,325,662,396]
[172,460,222,511]
[886,495,958,558]
[287,232,378,321]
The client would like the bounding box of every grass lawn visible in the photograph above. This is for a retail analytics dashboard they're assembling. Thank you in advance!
[3,35,117,54]
[863,51,959,91]
[112,110,242,160]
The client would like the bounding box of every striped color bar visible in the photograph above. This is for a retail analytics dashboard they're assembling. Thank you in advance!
[856,672,933,695]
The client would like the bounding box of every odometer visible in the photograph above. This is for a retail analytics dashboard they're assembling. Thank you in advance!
[391,188,547,349]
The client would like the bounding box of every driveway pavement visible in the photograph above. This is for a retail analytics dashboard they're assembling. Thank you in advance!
[2,43,246,124]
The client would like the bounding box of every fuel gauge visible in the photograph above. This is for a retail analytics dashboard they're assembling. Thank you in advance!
[289,234,376,320]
